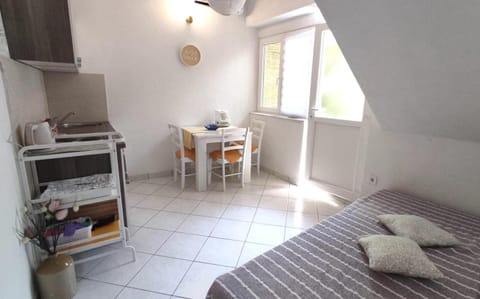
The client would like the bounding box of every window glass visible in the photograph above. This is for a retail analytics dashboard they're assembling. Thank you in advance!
[317,30,365,121]
[280,29,315,118]
[260,42,281,109]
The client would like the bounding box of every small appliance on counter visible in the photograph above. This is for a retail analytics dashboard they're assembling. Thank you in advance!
[215,110,231,127]
[24,121,55,145]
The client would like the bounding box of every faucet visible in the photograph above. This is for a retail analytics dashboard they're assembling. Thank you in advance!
[50,111,76,127]
[58,111,76,124]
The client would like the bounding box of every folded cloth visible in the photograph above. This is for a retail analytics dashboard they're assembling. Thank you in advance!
[182,127,208,149]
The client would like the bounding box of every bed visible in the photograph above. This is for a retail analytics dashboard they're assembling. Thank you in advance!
[208,190,480,299]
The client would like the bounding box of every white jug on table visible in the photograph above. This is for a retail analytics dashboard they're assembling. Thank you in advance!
[24,121,55,145]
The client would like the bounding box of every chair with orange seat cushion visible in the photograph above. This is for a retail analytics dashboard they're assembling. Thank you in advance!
[232,120,265,174]
[168,124,195,189]
[208,127,249,191]
[250,119,266,175]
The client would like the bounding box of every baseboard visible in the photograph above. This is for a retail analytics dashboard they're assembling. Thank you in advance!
[129,170,172,182]
[260,166,298,185]
[306,179,359,202]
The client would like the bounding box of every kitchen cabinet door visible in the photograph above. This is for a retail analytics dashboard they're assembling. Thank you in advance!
[0,0,76,69]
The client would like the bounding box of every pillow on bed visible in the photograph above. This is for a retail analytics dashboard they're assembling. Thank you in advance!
[359,235,444,279]
[378,214,460,247]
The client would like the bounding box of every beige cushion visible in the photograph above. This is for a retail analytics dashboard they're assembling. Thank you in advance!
[359,235,444,279]
[378,214,460,247]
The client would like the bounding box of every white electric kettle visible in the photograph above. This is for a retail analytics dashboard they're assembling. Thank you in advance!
[24,122,55,145]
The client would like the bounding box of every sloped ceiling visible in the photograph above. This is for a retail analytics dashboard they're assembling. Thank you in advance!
[246,0,316,27]
[315,0,480,142]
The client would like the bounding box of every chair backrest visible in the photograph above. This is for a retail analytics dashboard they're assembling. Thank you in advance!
[168,124,184,158]
[250,119,266,149]
[220,127,249,160]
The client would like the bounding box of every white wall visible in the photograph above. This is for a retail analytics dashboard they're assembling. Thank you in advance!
[250,113,307,184]
[313,0,480,213]
[315,0,480,143]
[44,72,108,123]
[362,109,480,216]
[0,62,36,299]
[0,11,48,297]
[69,0,258,177]
[0,57,49,145]
[246,0,316,27]
[0,13,9,57]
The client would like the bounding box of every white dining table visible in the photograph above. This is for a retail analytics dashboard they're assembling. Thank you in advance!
[192,130,252,192]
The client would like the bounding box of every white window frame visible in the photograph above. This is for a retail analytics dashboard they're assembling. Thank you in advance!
[257,34,284,114]
[257,27,315,115]
[313,29,365,124]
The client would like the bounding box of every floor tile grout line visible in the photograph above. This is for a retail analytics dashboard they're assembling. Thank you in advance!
[132,206,318,238]
[131,177,318,276]
[123,248,157,286]
[170,182,242,297]
[282,186,290,241]
[171,172,270,295]
[134,181,318,213]
[96,183,169,294]
[234,178,267,268]
[83,274,182,298]
[120,180,179,294]
[130,175,343,226]
[148,175,240,297]
[136,215,302,239]
[168,173,268,297]
[113,286,124,299]
[125,173,322,296]
[119,195,177,295]
[131,175,306,242]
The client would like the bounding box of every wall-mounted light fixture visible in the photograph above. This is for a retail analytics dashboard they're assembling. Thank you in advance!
[194,0,247,16]
[194,0,209,6]
[186,16,193,24]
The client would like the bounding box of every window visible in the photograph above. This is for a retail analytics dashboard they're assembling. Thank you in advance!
[316,30,365,121]
[258,28,315,118]
[260,42,281,110]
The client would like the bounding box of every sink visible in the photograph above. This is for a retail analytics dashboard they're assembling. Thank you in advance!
[58,122,107,129]
[56,136,109,143]
[55,121,119,142]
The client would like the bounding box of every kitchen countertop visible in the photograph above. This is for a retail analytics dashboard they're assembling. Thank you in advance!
[56,121,123,141]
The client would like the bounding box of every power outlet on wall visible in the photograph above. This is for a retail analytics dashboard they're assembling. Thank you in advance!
[368,174,378,185]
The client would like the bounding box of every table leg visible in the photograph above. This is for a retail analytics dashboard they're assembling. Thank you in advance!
[195,139,208,192]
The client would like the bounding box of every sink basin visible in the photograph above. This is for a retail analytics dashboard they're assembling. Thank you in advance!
[55,121,118,142]
[58,122,106,129]
[56,136,109,143]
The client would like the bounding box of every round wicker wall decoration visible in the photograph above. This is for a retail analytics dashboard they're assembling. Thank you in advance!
[180,45,201,66]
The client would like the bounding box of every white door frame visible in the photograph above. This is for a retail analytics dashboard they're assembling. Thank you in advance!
[304,24,368,201]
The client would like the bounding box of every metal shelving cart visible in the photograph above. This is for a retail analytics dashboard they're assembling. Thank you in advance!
[18,139,136,263]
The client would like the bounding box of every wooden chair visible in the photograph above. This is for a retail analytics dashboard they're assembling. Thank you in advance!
[168,124,195,189]
[250,119,266,174]
[208,128,249,191]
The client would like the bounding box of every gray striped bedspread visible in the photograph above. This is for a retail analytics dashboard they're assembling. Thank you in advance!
[208,190,480,299]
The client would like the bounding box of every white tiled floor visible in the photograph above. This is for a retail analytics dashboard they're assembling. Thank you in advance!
[74,172,347,299]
